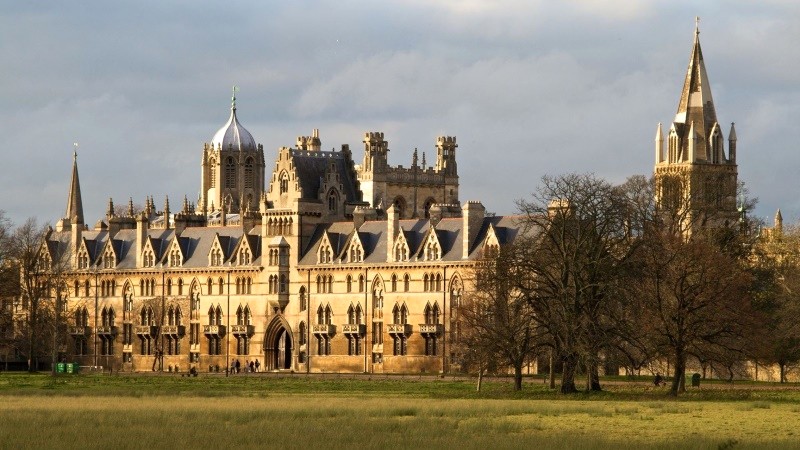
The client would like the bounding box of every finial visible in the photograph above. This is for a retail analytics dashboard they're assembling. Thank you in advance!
[413,148,418,167]
[695,16,700,36]
[128,197,134,217]
[107,198,115,218]
[231,85,239,110]
[73,142,78,160]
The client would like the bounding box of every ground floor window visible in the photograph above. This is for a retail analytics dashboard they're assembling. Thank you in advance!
[236,336,250,355]
[298,351,306,363]
[74,337,88,356]
[208,337,222,356]
[348,335,362,356]
[100,336,115,356]
[123,352,132,363]
[392,336,407,356]
[190,352,199,363]
[123,323,132,345]
[317,336,330,356]
[424,336,437,356]
[140,336,152,355]
[165,336,180,355]
[372,352,383,364]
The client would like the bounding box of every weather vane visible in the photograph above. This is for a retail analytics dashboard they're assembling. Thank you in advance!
[73,142,78,159]
[232,85,239,109]
[695,16,700,34]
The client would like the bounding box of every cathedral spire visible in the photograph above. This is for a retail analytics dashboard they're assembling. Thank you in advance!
[65,144,85,226]
[675,18,718,129]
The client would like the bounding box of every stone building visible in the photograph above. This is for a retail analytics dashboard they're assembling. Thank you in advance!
[35,89,519,374]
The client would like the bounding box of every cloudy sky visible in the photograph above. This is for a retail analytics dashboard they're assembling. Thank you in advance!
[2,1,799,227]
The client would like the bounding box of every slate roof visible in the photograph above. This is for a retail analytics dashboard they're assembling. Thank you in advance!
[298,215,526,267]
[290,149,361,202]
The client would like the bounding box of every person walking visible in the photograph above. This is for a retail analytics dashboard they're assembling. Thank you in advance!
[254,359,260,372]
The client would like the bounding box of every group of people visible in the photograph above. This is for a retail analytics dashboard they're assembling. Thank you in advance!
[230,359,261,374]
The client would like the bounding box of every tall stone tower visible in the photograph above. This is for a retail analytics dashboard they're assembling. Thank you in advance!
[654,22,738,232]
[200,89,266,215]
[357,132,460,219]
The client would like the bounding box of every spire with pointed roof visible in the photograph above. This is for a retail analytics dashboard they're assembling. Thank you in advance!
[653,21,739,234]
[672,18,721,163]
[65,147,85,226]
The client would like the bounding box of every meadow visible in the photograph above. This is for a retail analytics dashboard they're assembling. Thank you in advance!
[1,374,799,449]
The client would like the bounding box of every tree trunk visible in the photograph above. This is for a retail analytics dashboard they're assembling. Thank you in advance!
[670,352,685,397]
[476,365,484,392]
[590,362,602,391]
[548,349,556,389]
[27,300,37,373]
[514,364,523,391]
[560,353,578,394]
[780,363,786,384]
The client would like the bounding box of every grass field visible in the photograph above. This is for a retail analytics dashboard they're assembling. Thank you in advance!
[1,374,799,449]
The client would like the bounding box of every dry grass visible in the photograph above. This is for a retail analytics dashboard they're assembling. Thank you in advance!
[2,374,800,449]
[2,394,800,449]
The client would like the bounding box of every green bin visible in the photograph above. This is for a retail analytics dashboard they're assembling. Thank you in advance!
[56,362,66,373]
[66,363,75,374]
[691,373,701,387]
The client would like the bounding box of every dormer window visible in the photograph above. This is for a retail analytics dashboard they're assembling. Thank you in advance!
[168,249,181,267]
[77,250,89,269]
[143,249,155,268]
[239,248,251,265]
[424,242,440,261]
[483,244,499,259]
[103,251,115,269]
[318,244,332,264]
[349,244,363,263]
[394,241,408,262]
[210,248,222,266]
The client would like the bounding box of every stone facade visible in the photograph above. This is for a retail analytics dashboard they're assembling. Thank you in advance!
[653,26,740,233]
[35,95,517,374]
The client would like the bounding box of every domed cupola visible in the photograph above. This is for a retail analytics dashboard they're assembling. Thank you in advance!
[211,89,257,151]
[200,87,266,216]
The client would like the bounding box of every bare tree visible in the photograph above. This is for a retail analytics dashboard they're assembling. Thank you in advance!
[632,227,755,395]
[7,219,73,373]
[0,211,18,369]
[460,243,541,391]
[516,174,641,393]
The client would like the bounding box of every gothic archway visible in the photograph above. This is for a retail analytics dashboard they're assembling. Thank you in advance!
[264,316,293,371]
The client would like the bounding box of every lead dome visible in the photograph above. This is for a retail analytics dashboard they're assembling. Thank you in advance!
[211,95,256,151]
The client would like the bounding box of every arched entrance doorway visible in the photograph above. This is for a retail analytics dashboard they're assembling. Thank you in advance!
[275,328,292,370]
[264,316,293,371]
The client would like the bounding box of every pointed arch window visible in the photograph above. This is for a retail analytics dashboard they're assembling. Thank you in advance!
[318,244,332,264]
[403,274,410,292]
[279,171,289,194]
[143,249,155,267]
[77,250,89,269]
[424,302,440,325]
[225,157,236,189]
[299,286,307,311]
[244,157,254,189]
[209,158,217,188]
[327,189,339,214]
